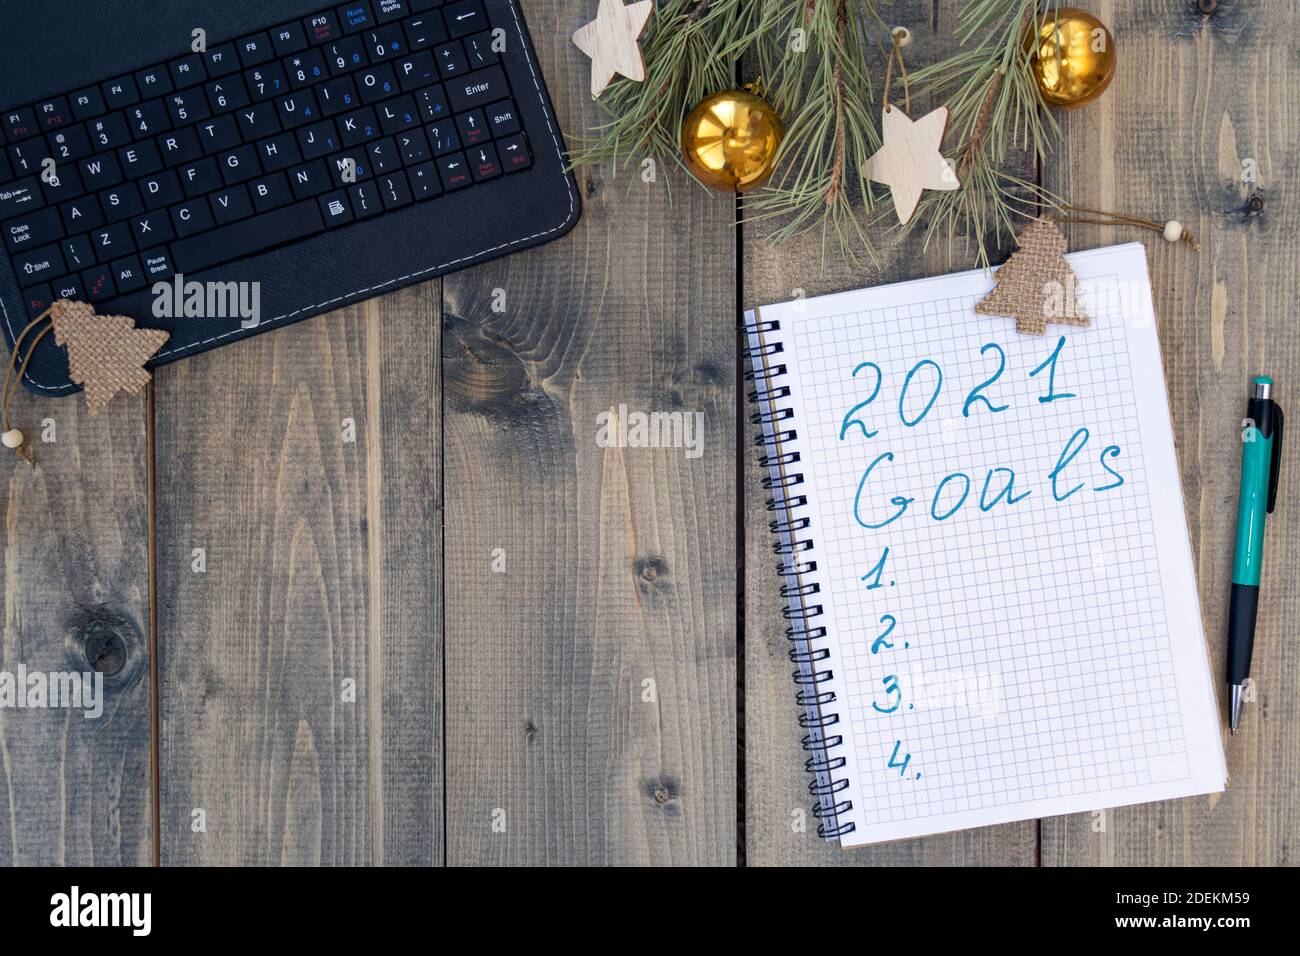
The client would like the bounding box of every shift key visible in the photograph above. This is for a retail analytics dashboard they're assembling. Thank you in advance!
[12,243,64,287]
[446,65,507,113]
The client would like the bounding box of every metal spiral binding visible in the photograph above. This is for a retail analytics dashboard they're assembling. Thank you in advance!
[743,315,855,839]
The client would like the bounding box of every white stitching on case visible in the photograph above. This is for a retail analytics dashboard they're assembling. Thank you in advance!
[2,0,577,392]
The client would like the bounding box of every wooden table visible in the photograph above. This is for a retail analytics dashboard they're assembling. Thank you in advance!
[1,0,1295,866]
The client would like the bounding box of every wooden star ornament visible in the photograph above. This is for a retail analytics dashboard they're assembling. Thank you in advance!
[975,219,1090,335]
[867,105,960,225]
[49,299,170,413]
[572,0,653,97]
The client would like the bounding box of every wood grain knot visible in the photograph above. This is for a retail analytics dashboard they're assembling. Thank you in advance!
[1247,194,1265,215]
[442,313,532,415]
[65,605,143,687]
[524,719,539,744]
[635,556,669,585]
[1196,0,1217,14]
[644,776,681,814]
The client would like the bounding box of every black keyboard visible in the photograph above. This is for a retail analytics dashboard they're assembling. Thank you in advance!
[0,0,578,393]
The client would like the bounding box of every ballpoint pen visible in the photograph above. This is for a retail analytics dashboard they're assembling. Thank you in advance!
[1228,375,1284,733]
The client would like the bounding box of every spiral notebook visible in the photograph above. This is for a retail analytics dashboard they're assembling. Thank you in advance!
[746,243,1226,846]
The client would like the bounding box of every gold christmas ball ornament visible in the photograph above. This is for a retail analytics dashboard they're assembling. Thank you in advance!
[681,87,783,193]
[1027,8,1116,109]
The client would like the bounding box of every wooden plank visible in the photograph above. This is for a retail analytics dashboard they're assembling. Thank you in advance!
[742,0,1037,865]
[1041,0,1300,865]
[442,0,737,865]
[0,390,152,866]
[154,286,440,865]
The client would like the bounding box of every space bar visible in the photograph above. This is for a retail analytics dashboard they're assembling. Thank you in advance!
[170,201,326,275]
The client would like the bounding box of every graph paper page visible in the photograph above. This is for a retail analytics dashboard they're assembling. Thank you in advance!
[751,243,1226,846]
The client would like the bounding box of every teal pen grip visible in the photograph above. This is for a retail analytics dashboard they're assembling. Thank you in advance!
[1232,386,1277,586]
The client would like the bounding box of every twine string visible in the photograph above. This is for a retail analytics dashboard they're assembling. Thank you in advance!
[1055,205,1201,252]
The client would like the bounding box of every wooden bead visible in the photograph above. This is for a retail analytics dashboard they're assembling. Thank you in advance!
[1163,220,1184,242]
[892,26,913,47]
[2,428,24,449]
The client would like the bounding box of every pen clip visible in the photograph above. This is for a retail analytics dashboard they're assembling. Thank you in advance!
[1267,401,1283,513]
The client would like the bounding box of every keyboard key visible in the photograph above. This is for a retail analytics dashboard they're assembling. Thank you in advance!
[365,24,407,60]
[339,107,380,146]
[41,166,84,205]
[455,108,488,146]
[347,181,382,218]
[366,137,400,174]
[467,143,500,181]
[3,207,62,253]
[414,84,449,121]
[91,222,133,257]
[62,235,96,271]
[396,51,440,91]
[0,151,8,181]
[87,112,132,151]
[82,264,115,301]
[49,275,83,302]
[447,65,507,112]
[276,91,321,129]
[80,152,124,190]
[436,151,470,190]
[404,15,447,50]
[271,22,309,56]
[0,178,44,219]
[338,2,376,33]
[48,126,92,164]
[3,108,38,141]
[434,42,467,79]
[236,104,281,140]
[304,11,342,44]
[197,114,242,153]
[377,170,412,209]
[424,120,458,154]
[160,128,203,166]
[377,95,419,134]
[179,158,222,196]
[289,160,332,199]
[23,284,54,318]
[111,255,147,293]
[246,64,289,101]
[445,0,486,38]
[250,172,293,212]
[8,142,47,177]
[497,133,532,173]
[286,50,329,89]
[374,0,409,23]
[120,140,163,177]
[357,64,401,104]
[171,198,214,238]
[326,37,368,75]
[172,199,326,272]
[127,100,171,139]
[135,66,174,99]
[60,196,103,233]
[13,243,64,286]
[205,77,251,114]
[297,121,342,159]
[238,33,276,67]
[140,248,175,282]
[167,89,211,126]
[100,183,144,222]
[406,160,440,199]
[140,170,184,209]
[257,132,302,171]
[210,185,254,224]
[318,76,360,115]
[462,31,499,69]
[36,97,73,132]
[204,43,242,78]
[170,54,207,88]
[328,149,371,185]
[69,89,107,122]
[485,99,519,137]
[102,76,139,110]
[319,190,353,225]
[409,0,443,10]
[218,145,262,184]
[397,127,429,164]
[130,211,174,246]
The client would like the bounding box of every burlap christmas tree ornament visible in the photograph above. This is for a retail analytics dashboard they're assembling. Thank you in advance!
[975,218,1090,335]
[48,299,170,414]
